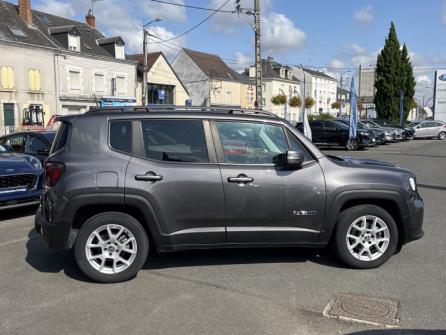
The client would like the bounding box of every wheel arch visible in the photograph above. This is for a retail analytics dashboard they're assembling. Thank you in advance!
[319,190,408,248]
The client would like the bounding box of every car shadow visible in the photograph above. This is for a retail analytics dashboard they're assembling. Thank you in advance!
[25,229,93,283]
[0,205,39,221]
[26,228,348,282]
[345,330,446,335]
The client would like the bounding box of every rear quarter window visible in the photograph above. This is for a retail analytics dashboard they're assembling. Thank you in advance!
[51,122,70,154]
[109,121,132,154]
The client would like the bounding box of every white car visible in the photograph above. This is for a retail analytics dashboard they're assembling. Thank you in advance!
[413,120,446,140]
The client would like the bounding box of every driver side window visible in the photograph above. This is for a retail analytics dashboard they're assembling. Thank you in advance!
[216,121,288,164]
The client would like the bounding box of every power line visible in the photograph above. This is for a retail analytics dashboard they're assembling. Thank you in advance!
[149,0,231,44]
[149,0,235,13]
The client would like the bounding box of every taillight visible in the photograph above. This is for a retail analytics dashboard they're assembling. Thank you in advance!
[45,162,64,187]
[443,125,446,128]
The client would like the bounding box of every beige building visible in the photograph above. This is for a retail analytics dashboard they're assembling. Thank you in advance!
[130,52,189,105]
[172,48,248,108]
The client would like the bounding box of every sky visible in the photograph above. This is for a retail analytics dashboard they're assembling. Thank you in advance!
[28,0,446,105]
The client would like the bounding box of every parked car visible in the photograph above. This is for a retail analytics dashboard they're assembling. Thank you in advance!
[367,119,414,140]
[361,120,401,141]
[0,144,43,210]
[337,120,386,145]
[296,120,371,150]
[412,120,446,139]
[35,106,424,283]
[0,131,56,162]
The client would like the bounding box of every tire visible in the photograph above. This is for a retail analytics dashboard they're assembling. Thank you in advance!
[438,132,446,140]
[334,205,398,269]
[347,139,360,151]
[74,212,149,283]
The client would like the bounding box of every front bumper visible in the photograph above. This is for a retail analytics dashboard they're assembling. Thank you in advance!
[35,207,76,250]
[402,192,424,244]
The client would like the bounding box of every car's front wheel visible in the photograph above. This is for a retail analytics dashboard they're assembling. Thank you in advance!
[334,205,398,269]
[347,139,360,151]
[74,212,149,283]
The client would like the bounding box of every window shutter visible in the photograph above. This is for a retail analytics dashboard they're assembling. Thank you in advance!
[1,66,14,89]
[34,70,41,91]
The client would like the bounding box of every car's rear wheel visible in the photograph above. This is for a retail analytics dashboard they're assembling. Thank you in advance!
[74,212,149,283]
[334,205,398,269]
[438,131,446,140]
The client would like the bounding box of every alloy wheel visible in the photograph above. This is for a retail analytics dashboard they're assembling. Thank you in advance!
[345,215,390,261]
[85,224,137,274]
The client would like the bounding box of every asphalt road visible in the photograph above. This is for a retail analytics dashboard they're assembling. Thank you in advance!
[1,139,445,335]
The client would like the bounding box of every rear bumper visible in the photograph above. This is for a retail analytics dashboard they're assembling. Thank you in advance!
[35,207,76,250]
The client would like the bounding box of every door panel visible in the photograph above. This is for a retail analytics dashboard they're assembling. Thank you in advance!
[125,119,226,246]
[213,120,326,244]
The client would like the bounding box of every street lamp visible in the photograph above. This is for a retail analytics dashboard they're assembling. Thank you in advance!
[278,88,288,121]
[142,18,162,106]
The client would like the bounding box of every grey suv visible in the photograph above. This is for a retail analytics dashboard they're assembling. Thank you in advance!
[35,107,424,283]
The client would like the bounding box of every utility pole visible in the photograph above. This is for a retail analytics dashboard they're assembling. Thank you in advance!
[254,0,262,110]
[142,28,148,106]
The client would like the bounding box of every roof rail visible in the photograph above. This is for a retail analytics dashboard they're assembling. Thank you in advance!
[86,105,279,118]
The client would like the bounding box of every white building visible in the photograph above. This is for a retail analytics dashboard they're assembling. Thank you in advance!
[0,0,137,133]
[292,67,337,116]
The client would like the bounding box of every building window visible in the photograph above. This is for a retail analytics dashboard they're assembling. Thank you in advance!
[147,83,174,104]
[262,83,266,92]
[68,34,80,51]
[280,69,285,78]
[69,70,81,91]
[3,103,15,127]
[1,66,14,89]
[116,75,126,96]
[115,45,125,60]
[94,73,105,93]
[28,69,41,91]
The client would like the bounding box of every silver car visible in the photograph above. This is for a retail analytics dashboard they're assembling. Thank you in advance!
[413,120,446,140]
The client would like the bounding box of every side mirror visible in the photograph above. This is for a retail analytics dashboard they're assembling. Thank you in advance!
[274,151,304,167]
[415,125,420,129]
[37,148,50,156]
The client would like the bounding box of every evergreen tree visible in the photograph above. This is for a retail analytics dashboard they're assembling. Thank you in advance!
[374,22,402,121]
[400,44,416,120]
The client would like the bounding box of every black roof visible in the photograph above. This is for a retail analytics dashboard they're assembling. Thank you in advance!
[242,59,300,83]
[303,68,336,81]
[0,0,126,59]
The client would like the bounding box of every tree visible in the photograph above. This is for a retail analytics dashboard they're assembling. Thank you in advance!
[401,44,416,120]
[374,22,402,121]
[331,101,341,110]
[271,94,287,106]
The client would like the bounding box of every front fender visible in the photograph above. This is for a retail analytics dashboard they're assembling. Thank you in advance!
[318,189,409,244]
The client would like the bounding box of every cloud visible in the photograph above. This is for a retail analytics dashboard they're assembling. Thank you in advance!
[416,75,432,85]
[34,0,75,18]
[262,13,306,54]
[328,58,345,69]
[232,52,252,72]
[141,0,187,23]
[353,5,374,24]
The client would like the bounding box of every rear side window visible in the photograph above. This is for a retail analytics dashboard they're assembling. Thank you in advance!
[110,121,132,154]
[141,120,208,163]
[310,122,322,130]
[51,122,70,153]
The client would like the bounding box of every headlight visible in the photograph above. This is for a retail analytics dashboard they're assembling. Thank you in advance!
[28,156,42,170]
[409,177,416,191]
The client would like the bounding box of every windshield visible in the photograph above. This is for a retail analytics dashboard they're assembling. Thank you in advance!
[42,132,56,143]
[331,120,349,130]
[409,121,421,127]
[363,120,380,128]
[0,144,8,153]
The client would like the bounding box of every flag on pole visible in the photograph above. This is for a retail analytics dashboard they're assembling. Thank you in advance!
[349,77,358,140]
[302,108,312,141]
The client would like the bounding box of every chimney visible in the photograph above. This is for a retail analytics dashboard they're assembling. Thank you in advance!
[18,0,33,26]
[85,9,95,28]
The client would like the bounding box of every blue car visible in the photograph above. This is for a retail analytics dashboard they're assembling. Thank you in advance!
[0,144,43,210]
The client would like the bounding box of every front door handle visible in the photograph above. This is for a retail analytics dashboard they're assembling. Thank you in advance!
[135,172,163,182]
[228,174,254,183]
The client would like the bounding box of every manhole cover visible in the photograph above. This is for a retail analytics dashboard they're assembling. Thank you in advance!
[323,292,399,327]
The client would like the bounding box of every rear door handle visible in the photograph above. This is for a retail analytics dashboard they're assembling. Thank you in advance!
[135,172,163,182]
[228,175,254,183]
